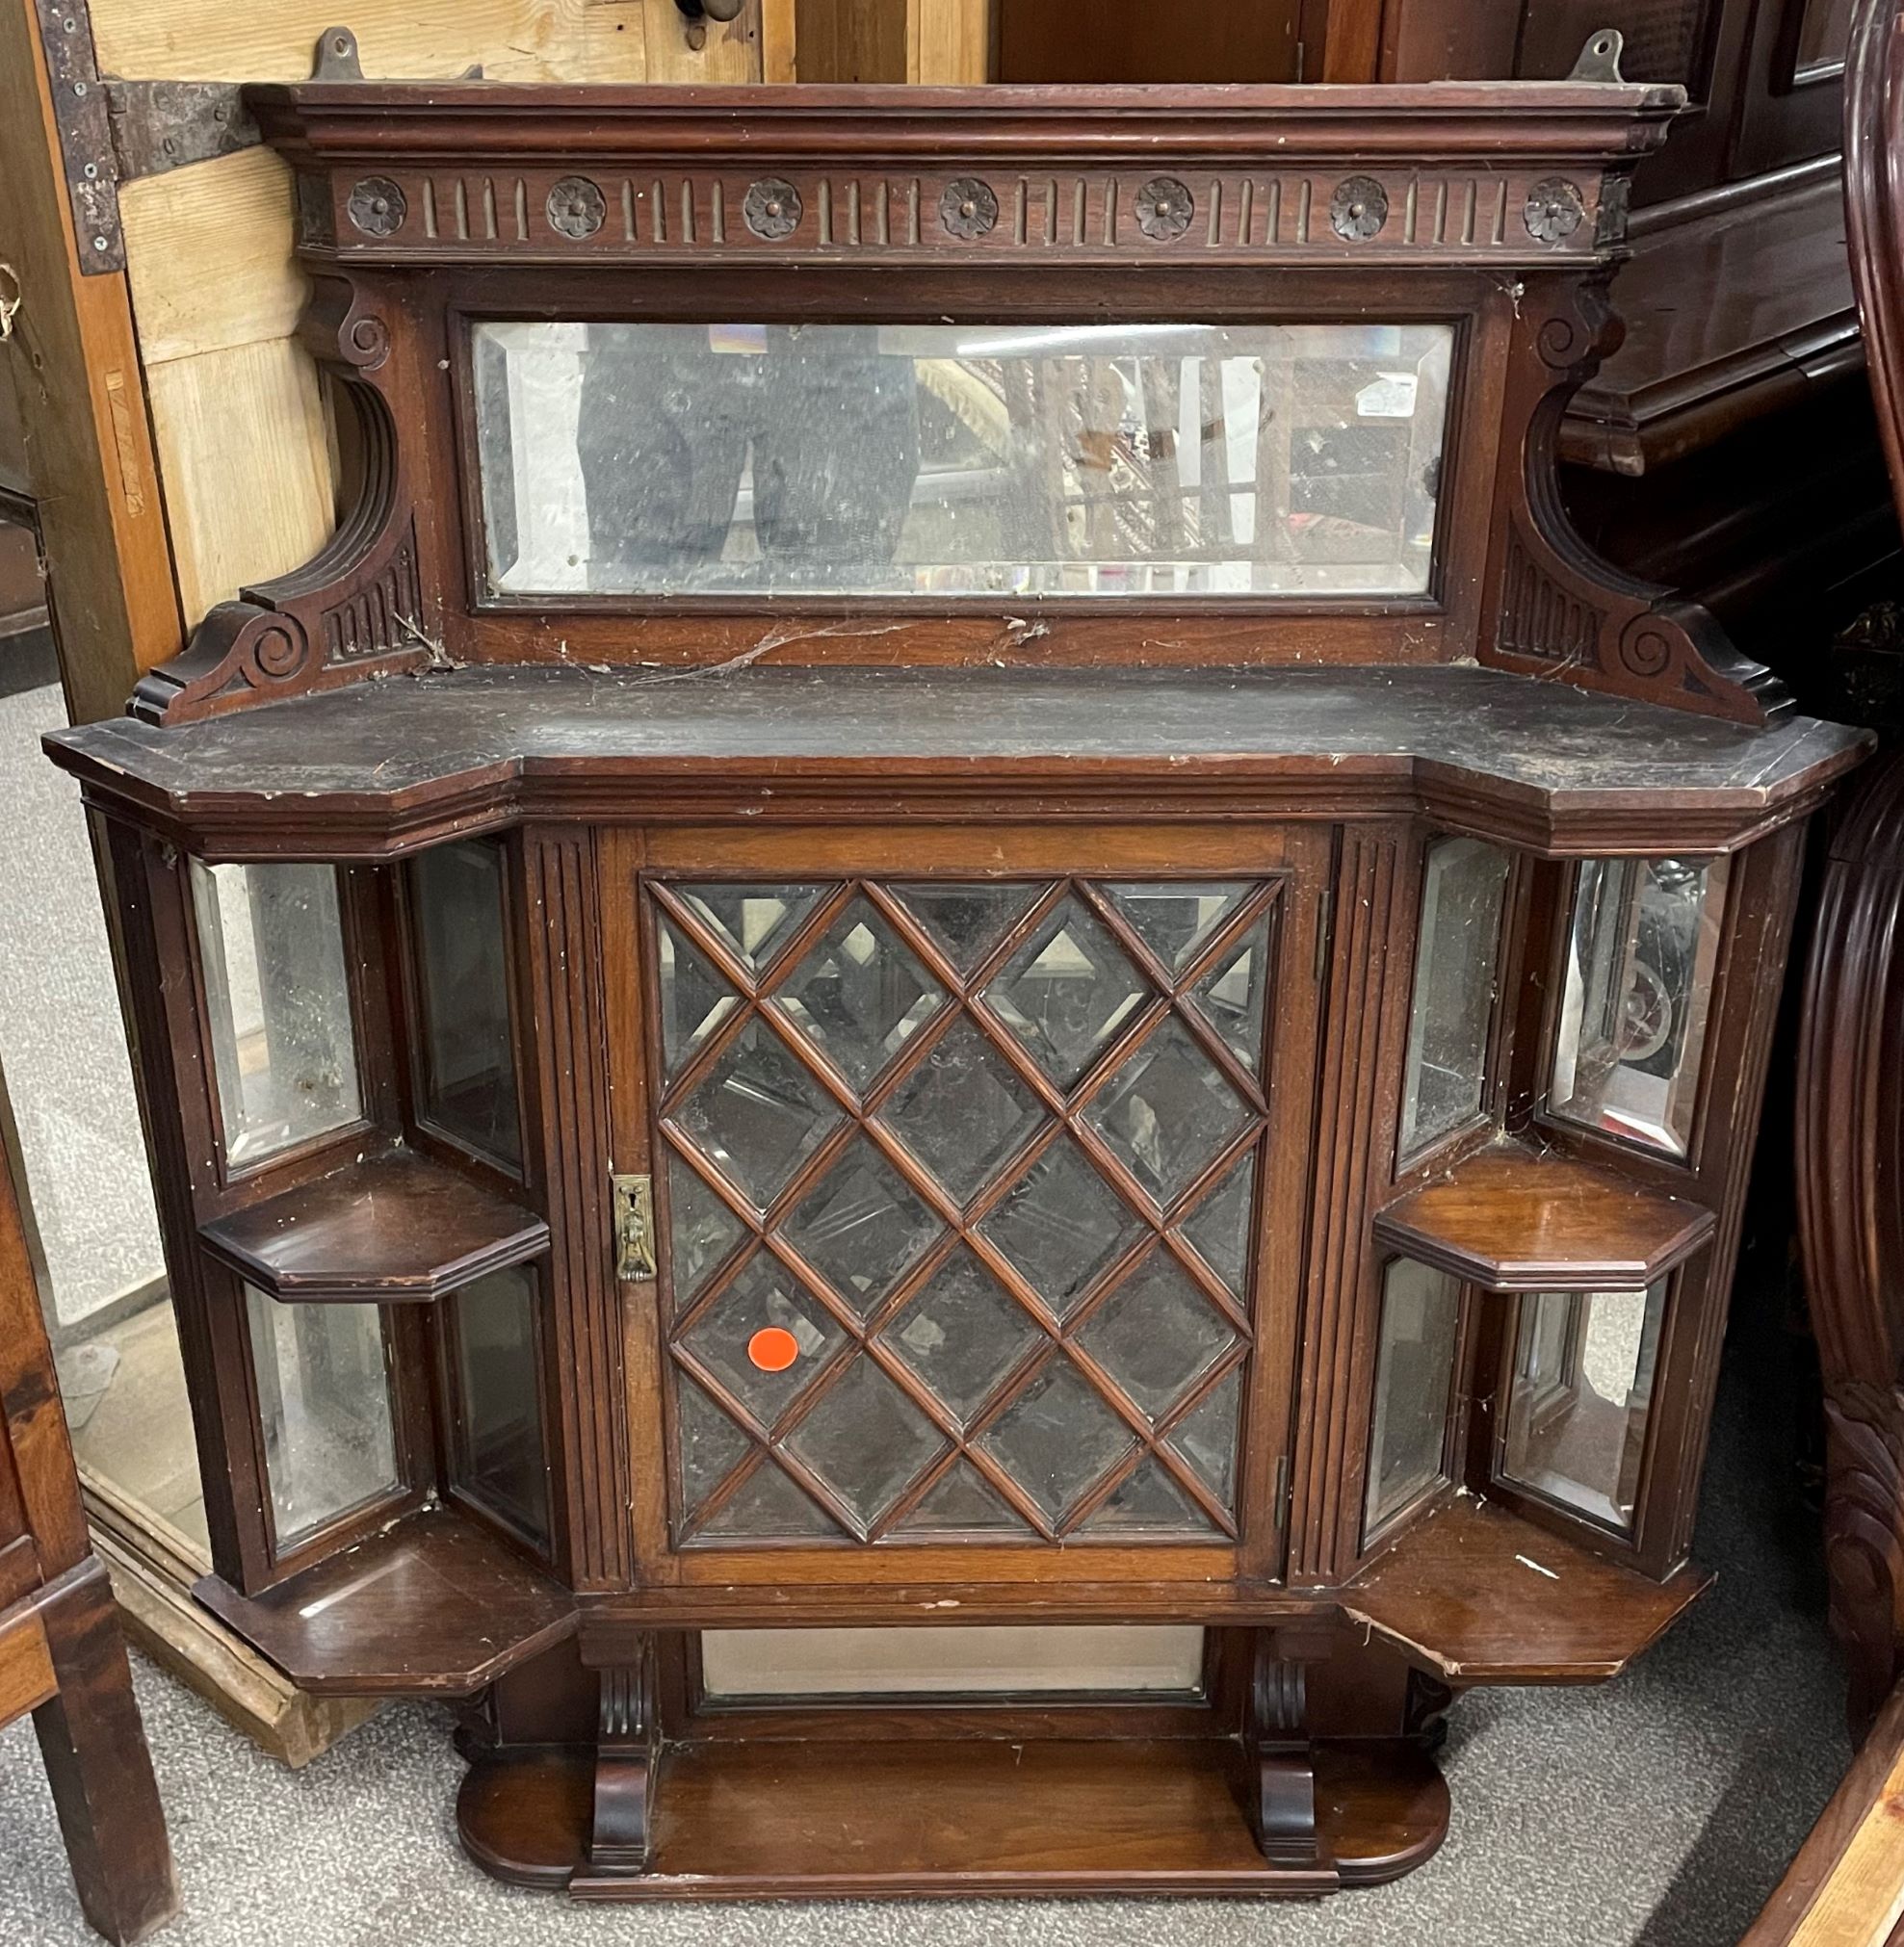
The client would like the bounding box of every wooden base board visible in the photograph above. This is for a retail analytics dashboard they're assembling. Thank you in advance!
[458,1736,1448,1900]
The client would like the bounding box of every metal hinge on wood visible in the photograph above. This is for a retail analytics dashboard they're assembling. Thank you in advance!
[613,1175,658,1283]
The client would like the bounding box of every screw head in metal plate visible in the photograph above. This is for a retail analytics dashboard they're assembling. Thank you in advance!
[744,178,803,240]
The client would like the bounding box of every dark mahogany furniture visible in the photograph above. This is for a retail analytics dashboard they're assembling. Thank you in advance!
[43,68,1868,1901]
[1796,0,1904,1740]
[0,1132,175,1937]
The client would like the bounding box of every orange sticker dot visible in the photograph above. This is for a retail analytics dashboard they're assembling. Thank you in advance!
[747,1327,800,1373]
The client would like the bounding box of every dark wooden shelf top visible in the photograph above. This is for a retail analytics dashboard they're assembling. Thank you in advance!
[1343,1493,1710,1682]
[195,1509,575,1695]
[1372,1143,1717,1292]
[45,664,1866,861]
[199,1147,548,1305]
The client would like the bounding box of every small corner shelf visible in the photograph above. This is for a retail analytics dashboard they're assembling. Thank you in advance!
[1372,1144,1715,1292]
[1341,1495,1711,1683]
[195,1508,576,1694]
[199,1146,549,1305]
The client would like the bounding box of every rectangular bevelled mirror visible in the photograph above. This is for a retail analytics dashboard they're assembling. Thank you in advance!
[472,321,1452,600]
[243,1285,399,1550]
[444,1262,551,1551]
[407,838,523,1172]
[1397,835,1511,1166]
[1364,1257,1462,1541]
[1499,1282,1668,1534]
[189,860,362,1166]
[1550,855,1730,1155]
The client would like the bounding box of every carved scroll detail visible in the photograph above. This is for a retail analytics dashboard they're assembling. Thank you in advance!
[589,1639,658,1875]
[1797,750,1904,1734]
[1247,1636,1320,1868]
[130,273,435,726]
[1479,273,1792,725]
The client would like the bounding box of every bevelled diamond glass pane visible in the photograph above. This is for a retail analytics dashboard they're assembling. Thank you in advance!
[658,916,739,1080]
[984,896,1149,1087]
[675,883,830,978]
[784,1358,947,1533]
[1190,911,1272,1073]
[677,1253,845,1430]
[700,1460,842,1540]
[879,1018,1045,1206]
[776,896,943,1090]
[977,1136,1144,1319]
[890,883,1049,975]
[675,1375,751,1522]
[1083,1014,1250,1207]
[781,1136,941,1320]
[1165,1366,1243,1512]
[1103,882,1252,976]
[1078,1251,1240,1421]
[977,1359,1136,1526]
[666,1152,745,1305]
[673,1019,843,1209]
[895,1458,1030,1536]
[877,1246,1042,1427]
[1081,1455,1217,1535]
[1178,1152,1256,1299]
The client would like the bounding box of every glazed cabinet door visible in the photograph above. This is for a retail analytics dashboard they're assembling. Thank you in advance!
[602,825,1330,1599]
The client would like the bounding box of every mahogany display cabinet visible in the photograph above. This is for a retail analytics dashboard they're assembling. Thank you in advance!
[42,65,1870,1902]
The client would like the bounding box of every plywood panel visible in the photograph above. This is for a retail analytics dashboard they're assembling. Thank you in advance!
[118,149,303,368]
[145,338,331,627]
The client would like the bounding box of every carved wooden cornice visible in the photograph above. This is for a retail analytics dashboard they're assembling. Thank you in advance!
[252,80,1678,272]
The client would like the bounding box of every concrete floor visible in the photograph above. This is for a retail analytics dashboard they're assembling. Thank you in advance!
[0,1350,1852,1947]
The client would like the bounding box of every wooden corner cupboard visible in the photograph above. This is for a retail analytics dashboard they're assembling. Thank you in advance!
[41,60,1871,1903]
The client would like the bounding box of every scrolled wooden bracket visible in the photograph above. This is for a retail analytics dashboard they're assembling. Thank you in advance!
[129,272,438,727]
[1479,269,1793,727]
[588,1637,659,1876]
[1797,749,1904,1735]
[1246,1633,1320,1869]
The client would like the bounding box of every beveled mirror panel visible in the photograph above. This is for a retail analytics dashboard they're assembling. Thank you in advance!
[1500,1282,1668,1533]
[446,1263,551,1550]
[243,1285,398,1550]
[1364,1257,1461,1540]
[1550,856,1730,1156]
[190,861,361,1167]
[474,321,1452,600]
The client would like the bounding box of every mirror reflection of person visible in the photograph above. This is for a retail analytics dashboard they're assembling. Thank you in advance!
[576,324,920,589]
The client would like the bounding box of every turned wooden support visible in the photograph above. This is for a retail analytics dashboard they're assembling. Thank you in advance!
[588,1638,659,1875]
[1246,1632,1320,1869]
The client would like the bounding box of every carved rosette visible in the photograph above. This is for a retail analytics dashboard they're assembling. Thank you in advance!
[547,176,607,240]
[743,178,801,240]
[347,176,405,239]
[1135,175,1194,240]
[940,178,998,239]
[1329,176,1388,242]
[1525,177,1586,245]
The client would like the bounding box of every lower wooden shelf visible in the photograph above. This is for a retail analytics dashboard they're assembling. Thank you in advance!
[457,1735,1448,1900]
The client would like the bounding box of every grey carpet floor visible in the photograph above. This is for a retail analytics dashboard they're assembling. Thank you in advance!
[0,1354,1852,1947]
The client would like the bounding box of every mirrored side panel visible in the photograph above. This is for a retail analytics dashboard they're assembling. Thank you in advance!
[445,1262,552,1551]
[1549,855,1731,1156]
[1499,1282,1668,1534]
[1396,836,1511,1165]
[243,1285,398,1550]
[1364,1257,1462,1540]
[408,839,523,1172]
[473,321,1453,601]
[190,861,361,1167]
